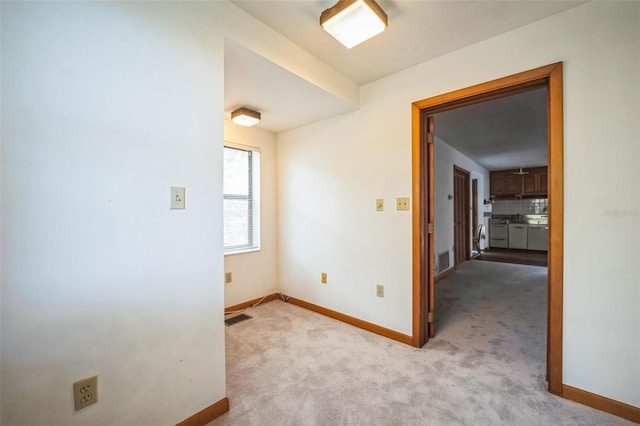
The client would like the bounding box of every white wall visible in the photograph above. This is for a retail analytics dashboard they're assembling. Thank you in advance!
[434,137,490,272]
[1,2,227,424]
[278,110,414,335]
[223,120,279,307]
[277,1,639,407]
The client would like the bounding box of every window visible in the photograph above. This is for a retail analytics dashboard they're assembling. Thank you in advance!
[223,144,260,254]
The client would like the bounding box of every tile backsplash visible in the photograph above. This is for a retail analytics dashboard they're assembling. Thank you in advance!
[492,198,548,215]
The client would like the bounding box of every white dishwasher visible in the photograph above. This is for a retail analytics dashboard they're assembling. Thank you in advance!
[508,223,528,249]
[527,225,548,251]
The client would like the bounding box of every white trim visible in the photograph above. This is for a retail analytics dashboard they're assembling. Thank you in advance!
[224,140,261,152]
[224,248,261,257]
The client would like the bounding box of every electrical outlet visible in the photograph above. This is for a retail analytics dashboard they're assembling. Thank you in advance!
[376,284,384,298]
[321,272,327,284]
[225,272,232,284]
[376,198,384,212]
[73,376,98,411]
[396,197,410,211]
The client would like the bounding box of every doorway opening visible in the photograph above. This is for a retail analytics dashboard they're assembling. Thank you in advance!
[411,63,563,395]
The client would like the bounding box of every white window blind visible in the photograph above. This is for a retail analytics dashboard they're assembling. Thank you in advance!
[223,145,260,253]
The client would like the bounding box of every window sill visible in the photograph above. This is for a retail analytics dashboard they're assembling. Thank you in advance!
[224,248,261,257]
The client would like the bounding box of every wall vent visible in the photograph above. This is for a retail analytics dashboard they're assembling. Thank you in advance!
[438,250,450,274]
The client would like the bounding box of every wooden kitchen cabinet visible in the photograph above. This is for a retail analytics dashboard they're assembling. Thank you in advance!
[522,167,548,196]
[490,171,522,196]
[490,166,547,197]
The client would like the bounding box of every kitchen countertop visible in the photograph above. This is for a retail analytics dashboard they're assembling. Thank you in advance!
[493,215,548,225]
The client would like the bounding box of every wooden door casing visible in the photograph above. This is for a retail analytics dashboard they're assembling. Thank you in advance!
[412,62,563,396]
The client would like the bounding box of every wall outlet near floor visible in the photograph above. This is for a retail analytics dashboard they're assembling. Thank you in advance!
[376,284,384,298]
[73,375,98,411]
[321,272,327,284]
[376,198,384,211]
[396,197,410,211]
[225,272,232,284]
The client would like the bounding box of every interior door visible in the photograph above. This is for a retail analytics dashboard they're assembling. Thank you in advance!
[425,115,435,339]
[472,179,478,250]
[453,166,470,266]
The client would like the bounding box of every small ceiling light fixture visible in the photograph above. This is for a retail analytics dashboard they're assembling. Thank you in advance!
[513,167,530,176]
[320,0,388,49]
[231,107,261,127]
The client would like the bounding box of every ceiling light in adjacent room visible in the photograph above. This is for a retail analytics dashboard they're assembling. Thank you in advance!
[320,0,388,49]
[231,107,261,127]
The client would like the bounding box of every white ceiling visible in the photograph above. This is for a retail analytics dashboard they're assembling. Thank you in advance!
[224,39,357,133]
[229,0,582,85]
[224,0,580,166]
[434,88,548,171]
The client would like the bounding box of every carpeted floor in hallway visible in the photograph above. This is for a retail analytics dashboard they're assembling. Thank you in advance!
[211,261,633,426]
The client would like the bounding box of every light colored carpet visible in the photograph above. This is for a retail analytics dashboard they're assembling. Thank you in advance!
[211,261,633,425]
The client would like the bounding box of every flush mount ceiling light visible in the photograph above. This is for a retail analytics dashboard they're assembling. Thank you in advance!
[320,0,388,49]
[231,107,261,127]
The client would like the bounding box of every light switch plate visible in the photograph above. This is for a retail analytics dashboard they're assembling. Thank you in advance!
[170,186,185,209]
[376,198,384,212]
[396,197,410,211]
